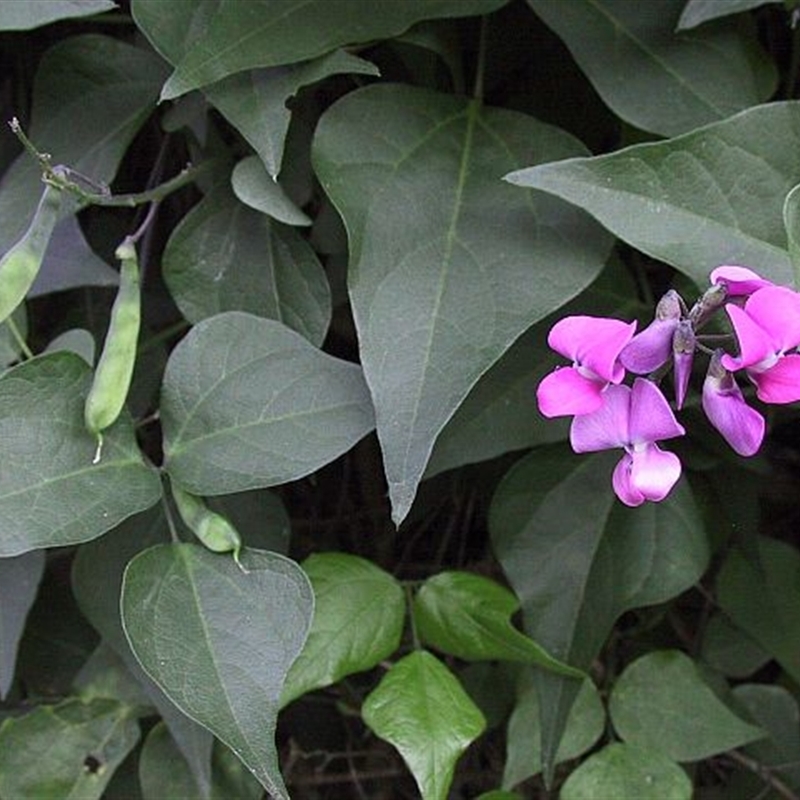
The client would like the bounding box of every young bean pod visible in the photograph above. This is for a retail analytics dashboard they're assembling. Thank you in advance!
[0,181,62,324]
[84,238,141,463]
[170,481,243,565]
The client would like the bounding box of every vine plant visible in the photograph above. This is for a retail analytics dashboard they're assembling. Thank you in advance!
[1,1,800,799]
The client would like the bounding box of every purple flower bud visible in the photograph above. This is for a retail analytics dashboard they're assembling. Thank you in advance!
[672,320,695,410]
[620,290,683,374]
[702,350,764,457]
[710,265,773,297]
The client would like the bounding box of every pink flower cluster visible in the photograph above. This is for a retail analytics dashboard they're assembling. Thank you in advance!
[537,267,800,507]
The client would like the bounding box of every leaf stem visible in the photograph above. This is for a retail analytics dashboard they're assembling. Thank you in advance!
[404,583,421,650]
[6,315,33,360]
[472,15,488,101]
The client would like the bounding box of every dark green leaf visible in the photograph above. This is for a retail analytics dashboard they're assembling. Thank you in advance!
[73,643,153,711]
[503,673,604,788]
[132,0,506,100]
[0,0,116,30]
[206,50,380,178]
[121,543,314,799]
[281,552,405,707]
[490,446,708,777]
[716,536,800,684]
[0,697,140,800]
[506,102,800,288]
[231,156,311,226]
[0,353,161,556]
[0,549,45,698]
[609,650,765,761]
[413,571,583,677]
[161,312,374,495]
[163,186,330,344]
[314,83,611,524]
[700,613,770,678]
[560,743,693,800]
[783,182,800,286]
[362,650,486,800]
[527,0,776,137]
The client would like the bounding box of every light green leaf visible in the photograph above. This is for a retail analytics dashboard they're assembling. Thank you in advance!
[527,0,776,137]
[560,743,693,800]
[609,650,765,761]
[678,0,777,30]
[206,50,380,178]
[0,549,45,698]
[313,83,611,524]
[45,328,96,365]
[231,156,311,226]
[503,674,605,788]
[73,509,215,798]
[783,182,800,286]
[74,643,153,711]
[0,352,161,556]
[506,102,800,288]
[132,0,506,100]
[121,543,314,799]
[414,571,584,677]
[281,552,405,707]
[489,446,708,778]
[0,0,116,30]
[476,792,522,800]
[363,650,486,800]
[0,697,140,800]
[716,536,800,684]
[733,683,800,788]
[163,187,330,344]
[161,312,374,495]
[139,722,263,800]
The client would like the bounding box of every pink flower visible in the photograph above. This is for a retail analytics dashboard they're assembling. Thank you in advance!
[710,266,773,297]
[620,290,682,375]
[721,285,800,404]
[702,350,764,457]
[570,378,685,507]
[536,316,636,418]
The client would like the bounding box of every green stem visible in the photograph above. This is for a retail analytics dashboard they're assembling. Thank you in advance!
[472,15,489,101]
[6,315,33,360]
[404,583,421,651]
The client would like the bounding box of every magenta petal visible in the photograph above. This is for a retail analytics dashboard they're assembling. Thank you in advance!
[750,353,800,404]
[548,315,636,383]
[612,453,645,507]
[619,319,677,374]
[628,378,685,444]
[710,265,773,296]
[537,367,605,418]
[628,444,682,502]
[702,361,764,456]
[742,286,800,351]
[570,384,630,452]
[721,303,775,371]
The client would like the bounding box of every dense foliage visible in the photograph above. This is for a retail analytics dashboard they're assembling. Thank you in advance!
[1,1,800,798]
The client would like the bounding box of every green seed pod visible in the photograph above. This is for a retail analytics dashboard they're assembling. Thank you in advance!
[84,239,141,461]
[171,481,243,561]
[0,181,62,324]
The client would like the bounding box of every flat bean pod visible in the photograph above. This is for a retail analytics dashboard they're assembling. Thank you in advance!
[84,239,141,461]
[171,481,243,563]
[0,181,62,324]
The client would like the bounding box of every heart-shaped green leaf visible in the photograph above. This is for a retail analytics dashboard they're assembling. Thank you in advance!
[281,552,405,707]
[0,352,161,556]
[161,312,374,495]
[313,83,611,524]
[0,697,140,800]
[162,188,330,345]
[362,650,486,800]
[413,571,584,677]
[560,743,693,800]
[489,445,708,779]
[121,543,313,799]
[527,0,776,137]
[609,650,765,761]
[677,0,775,31]
[506,102,800,288]
[231,157,311,226]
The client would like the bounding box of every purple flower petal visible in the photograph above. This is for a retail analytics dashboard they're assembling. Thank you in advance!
[742,286,800,351]
[628,378,685,445]
[570,384,630,452]
[536,366,605,418]
[710,265,773,296]
[612,453,645,507]
[750,353,800,404]
[672,320,695,410]
[702,350,764,456]
[547,315,636,383]
[629,444,682,503]
[620,319,677,373]
[721,302,775,371]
